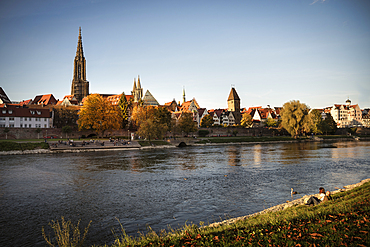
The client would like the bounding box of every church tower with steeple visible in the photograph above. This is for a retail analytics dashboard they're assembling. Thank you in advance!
[131,75,143,103]
[71,27,89,103]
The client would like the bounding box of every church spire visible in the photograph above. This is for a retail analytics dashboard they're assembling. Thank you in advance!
[76,27,84,58]
[133,78,137,91]
[182,86,186,103]
[137,75,141,88]
[71,27,89,103]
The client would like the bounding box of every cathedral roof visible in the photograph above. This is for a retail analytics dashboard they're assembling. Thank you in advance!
[143,90,159,106]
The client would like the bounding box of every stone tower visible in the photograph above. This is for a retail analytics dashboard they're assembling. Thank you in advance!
[131,75,143,103]
[228,87,240,112]
[71,27,89,103]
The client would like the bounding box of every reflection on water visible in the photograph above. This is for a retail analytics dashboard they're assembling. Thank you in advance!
[0,141,370,247]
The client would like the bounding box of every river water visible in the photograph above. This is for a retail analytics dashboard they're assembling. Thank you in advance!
[1,141,370,246]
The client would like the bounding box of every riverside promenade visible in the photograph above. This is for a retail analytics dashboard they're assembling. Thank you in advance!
[48,139,141,151]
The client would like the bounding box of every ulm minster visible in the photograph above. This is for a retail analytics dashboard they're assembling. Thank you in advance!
[1,27,369,139]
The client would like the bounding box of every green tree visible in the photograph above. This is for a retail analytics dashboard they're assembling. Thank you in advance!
[241,113,253,128]
[118,92,129,129]
[281,100,312,138]
[200,114,214,128]
[78,94,121,136]
[265,117,277,128]
[321,113,337,135]
[3,127,10,139]
[62,125,72,138]
[35,128,42,139]
[153,106,172,130]
[53,106,79,129]
[310,109,323,134]
[178,112,197,135]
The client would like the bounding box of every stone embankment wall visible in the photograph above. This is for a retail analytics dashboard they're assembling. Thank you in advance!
[1,126,369,140]
[198,127,288,137]
[0,128,132,140]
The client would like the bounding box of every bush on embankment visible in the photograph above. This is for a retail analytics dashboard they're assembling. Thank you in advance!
[108,181,370,246]
[0,141,49,151]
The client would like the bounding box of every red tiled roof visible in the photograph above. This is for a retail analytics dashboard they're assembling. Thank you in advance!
[0,104,50,118]
[106,94,133,105]
[32,94,57,105]
[17,99,32,106]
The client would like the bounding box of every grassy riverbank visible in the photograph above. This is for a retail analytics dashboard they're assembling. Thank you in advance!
[0,135,367,152]
[0,141,48,151]
[104,181,370,246]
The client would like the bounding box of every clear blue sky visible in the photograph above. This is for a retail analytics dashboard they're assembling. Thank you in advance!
[0,0,369,110]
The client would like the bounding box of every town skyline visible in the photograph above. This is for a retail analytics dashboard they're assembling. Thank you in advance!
[0,0,369,110]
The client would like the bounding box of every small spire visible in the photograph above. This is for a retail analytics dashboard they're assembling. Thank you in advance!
[137,75,141,88]
[182,86,186,103]
[133,78,137,91]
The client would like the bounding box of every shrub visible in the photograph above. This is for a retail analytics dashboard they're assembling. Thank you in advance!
[42,216,91,247]
[198,130,210,137]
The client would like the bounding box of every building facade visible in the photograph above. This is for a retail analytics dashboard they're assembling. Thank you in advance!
[330,99,362,128]
[0,104,52,128]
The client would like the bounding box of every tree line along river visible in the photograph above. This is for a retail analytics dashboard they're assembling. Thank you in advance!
[0,140,369,247]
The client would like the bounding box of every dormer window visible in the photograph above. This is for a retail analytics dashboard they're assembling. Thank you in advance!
[2,110,5,114]
[8,110,12,114]
[30,110,35,115]
[37,111,41,115]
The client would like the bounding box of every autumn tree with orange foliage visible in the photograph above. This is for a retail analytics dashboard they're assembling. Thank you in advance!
[131,105,171,140]
[77,94,121,136]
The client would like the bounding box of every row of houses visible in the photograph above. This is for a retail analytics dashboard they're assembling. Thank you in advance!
[1,85,370,129]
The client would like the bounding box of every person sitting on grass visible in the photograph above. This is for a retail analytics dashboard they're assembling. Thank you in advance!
[305,187,329,206]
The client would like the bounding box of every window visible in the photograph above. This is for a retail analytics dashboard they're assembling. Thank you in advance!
[9,117,14,121]
[0,117,5,121]
[9,124,14,127]
[29,118,32,121]
[2,110,6,114]
[20,124,23,128]
[29,124,32,128]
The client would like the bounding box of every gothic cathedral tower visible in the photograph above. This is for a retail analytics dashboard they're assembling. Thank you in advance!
[71,27,89,103]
